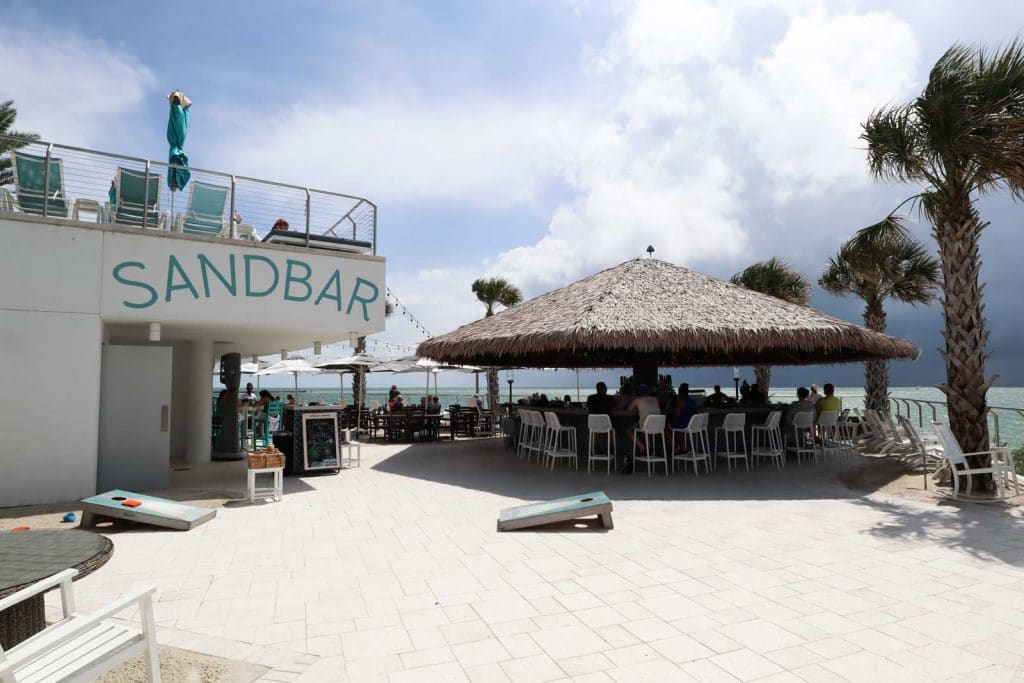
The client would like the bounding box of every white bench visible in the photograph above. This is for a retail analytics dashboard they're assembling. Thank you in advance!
[0,569,160,682]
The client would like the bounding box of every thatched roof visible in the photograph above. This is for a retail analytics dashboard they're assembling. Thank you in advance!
[417,258,920,368]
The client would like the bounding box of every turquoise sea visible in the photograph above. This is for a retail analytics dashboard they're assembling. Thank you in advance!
[253,384,1024,449]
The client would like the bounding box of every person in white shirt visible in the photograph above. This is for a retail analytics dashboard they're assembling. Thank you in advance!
[808,384,822,404]
[626,385,662,456]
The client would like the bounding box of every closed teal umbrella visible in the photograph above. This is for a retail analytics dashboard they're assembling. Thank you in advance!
[166,90,191,207]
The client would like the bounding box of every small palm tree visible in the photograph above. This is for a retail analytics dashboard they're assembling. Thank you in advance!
[471,277,523,409]
[0,100,40,186]
[730,257,811,392]
[819,216,940,412]
[862,41,1024,456]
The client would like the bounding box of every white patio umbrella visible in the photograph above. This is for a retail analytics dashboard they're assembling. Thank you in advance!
[257,357,321,399]
[316,353,383,405]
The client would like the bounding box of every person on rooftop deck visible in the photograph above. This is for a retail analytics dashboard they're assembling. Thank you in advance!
[271,218,289,231]
[815,383,842,416]
[586,382,617,415]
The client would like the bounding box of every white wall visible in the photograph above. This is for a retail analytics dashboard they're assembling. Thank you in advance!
[0,310,102,506]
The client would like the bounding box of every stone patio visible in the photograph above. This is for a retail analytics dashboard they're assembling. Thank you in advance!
[55,438,1024,681]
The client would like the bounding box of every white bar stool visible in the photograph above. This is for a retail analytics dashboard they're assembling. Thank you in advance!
[671,413,711,476]
[632,414,668,476]
[751,411,784,469]
[543,411,578,470]
[587,414,616,475]
[786,411,817,465]
[247,467,283,503]
[714,413,748,472]
[816,410,841,462]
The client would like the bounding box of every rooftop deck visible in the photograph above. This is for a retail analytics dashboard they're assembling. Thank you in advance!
[0,136,377,254]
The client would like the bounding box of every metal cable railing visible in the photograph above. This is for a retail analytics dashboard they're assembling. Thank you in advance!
[0,136,377,253]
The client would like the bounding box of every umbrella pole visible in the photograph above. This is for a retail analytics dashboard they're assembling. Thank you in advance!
[340,373,344,405]
[294,372,299,403]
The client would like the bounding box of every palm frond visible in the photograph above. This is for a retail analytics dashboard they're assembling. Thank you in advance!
[861,105,928,183]
[730,257,811,305]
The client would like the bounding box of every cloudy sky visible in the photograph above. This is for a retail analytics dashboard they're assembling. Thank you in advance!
[4,0,1024,389]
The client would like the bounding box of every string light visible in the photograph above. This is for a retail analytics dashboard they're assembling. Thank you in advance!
[386,287,432,338]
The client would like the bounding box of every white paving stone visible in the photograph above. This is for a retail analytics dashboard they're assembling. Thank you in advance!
[50,440,1024,682]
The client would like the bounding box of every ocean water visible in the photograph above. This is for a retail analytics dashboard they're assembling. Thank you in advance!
[252,384,1024,448]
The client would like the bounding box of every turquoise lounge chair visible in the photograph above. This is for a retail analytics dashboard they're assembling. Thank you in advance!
[8,151,70,218]
[173,181,229,236]
[111,167,166,229]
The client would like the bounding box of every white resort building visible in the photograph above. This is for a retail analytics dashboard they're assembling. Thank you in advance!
[0,140,386,507]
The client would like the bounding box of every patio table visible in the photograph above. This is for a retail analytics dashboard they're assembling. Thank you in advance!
[0,529,113,649]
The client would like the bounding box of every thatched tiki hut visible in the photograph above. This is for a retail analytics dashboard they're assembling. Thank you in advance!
[418,258,919,382]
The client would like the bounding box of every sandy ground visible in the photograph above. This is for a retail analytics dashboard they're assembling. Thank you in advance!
[0,489,239,531]
[97,645,268,682]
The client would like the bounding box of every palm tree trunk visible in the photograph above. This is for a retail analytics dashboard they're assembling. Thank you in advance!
[753,365,771,394]
[486,369,500,411]
[352,336,366,407]
[862,299,889,413]
[934,197,995,488]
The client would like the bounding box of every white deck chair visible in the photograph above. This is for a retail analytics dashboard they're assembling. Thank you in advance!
[932,422,1018,500]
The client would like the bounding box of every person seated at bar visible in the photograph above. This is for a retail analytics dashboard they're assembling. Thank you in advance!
[670,383,698,429]
[388,385,400,402]
[705,384,730,407]
[738,382,753,406]
[815,383,842,416]
[252,389,273,412]
[563,394,572,406]
[782,386,815,436]
[536,393,551,407]
[808,384,822,404]
[241,382,256,405]
[586,382,617,415]
[286,394,297,406]
[748,383,768,405]
[627,385,661,453]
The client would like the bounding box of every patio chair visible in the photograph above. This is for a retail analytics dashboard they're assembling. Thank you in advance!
[587,414,616,475]
[8,150,71,218]
[751,410,784,469]
[670,412,710,476]
[898,415,944,485]
[173,181,230,237]
[633,414,668,476]
[0,569,161,682]
[110,167,166,229]
[932,422,1019,500]
[543,411,577,470]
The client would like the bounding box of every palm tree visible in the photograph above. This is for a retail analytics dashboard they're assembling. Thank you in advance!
[471,277,523,409]
[861,41,1024,456]
[0,100,40,186]
[730,257,811,392]
[819,216,940,412]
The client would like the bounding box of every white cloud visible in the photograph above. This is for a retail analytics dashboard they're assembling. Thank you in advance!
[713,10,919,200]
[209,100,575,206]
[0,25,154,146]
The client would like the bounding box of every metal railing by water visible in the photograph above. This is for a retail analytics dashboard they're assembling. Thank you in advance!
[0,136,377,253]
[890,396,1024,448]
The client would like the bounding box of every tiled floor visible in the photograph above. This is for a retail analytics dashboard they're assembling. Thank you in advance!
[58,439,1024,681]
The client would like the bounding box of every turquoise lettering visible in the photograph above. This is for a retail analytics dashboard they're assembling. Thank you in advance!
[112,261,158,309]
[244,255,279,297]
[284,259,313,302]
[346,277,380,322]
[165,255,200,302]
[198,253,236,298]
[315,270,343,311]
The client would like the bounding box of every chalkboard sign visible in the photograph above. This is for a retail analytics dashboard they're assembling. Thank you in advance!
[302,412,340,471]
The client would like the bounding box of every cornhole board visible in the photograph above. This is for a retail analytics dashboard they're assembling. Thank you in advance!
[497,491,613,531]
[79,490,216,531]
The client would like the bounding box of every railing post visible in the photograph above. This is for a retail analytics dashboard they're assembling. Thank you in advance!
[991,410,1001,447]
[305,189,312,247]
[917,402,923,427]
[229,175,237,239]
[372,205,378,255]
[142,161,151,229]
[42,143,53,217]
